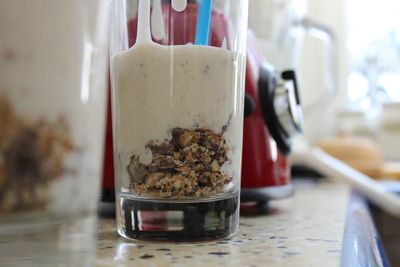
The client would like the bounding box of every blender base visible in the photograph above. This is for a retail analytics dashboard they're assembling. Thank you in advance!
[116,193,239,241]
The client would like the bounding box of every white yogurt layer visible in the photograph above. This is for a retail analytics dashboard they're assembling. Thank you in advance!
[111,0,242,189]
[112,43,239,186]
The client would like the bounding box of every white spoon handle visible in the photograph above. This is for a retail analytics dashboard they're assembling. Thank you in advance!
[292,147,400,217]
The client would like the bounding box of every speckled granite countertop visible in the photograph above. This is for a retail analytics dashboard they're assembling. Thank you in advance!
[96,182,349,267]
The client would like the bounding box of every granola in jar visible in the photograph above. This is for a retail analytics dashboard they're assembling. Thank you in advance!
[0,96,74,213]
[127,127,232,199]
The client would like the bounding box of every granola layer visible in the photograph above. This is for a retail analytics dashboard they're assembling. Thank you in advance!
[127,127,232,198]
[0,95,74,213]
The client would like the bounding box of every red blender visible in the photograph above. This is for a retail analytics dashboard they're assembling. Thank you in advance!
[241,31,302,203]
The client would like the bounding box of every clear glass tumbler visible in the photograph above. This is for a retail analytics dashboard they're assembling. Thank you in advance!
[0,1,111,266]
[110,0,248,241]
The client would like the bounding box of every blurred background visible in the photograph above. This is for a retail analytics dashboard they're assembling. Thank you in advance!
[285,0,400,162]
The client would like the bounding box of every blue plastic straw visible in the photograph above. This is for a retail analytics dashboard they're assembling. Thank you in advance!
[195,0,213,45]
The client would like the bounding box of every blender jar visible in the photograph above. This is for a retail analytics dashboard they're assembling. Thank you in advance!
[110,0,248,241]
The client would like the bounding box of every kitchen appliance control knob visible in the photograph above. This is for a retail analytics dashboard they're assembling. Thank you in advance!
[258,64,303,155]
[275,72,303,137]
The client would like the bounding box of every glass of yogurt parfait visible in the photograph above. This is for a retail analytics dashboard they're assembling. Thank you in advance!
[0,1,111,266]
[110,0,248,241]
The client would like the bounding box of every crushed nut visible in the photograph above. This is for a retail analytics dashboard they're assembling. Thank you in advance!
[211,160,220,172]
[127,156,148,184]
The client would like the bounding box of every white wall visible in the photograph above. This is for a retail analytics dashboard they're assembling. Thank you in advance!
[300,0,348,142]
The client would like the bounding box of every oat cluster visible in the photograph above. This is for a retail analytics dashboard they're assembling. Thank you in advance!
[127,127,232,198]
[0,96,74,213]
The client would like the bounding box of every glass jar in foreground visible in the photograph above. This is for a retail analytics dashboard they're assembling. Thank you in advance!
[110,0,248,241]
[0,1,110,266]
